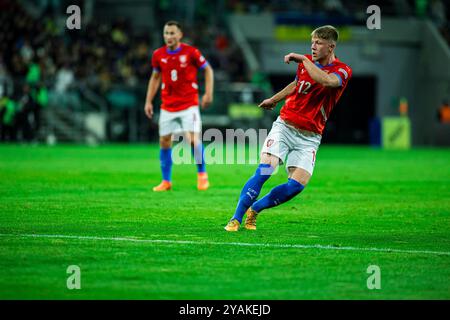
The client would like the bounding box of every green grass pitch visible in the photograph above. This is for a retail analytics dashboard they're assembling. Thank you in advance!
[0,144,449,299]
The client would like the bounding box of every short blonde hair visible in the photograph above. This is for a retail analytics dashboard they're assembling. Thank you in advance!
[311,25,339,44]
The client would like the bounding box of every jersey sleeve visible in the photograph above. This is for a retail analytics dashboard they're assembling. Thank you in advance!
[191,48,209,70]
[332,64,352,87]
[151,50,160,73]
[294,63,303,81]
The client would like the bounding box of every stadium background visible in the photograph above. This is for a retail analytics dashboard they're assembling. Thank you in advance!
[0,0,449,300]
[1,0,449,146]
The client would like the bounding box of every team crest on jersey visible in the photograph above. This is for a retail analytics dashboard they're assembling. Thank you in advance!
[267,139,274,147]
[179,55,187,63]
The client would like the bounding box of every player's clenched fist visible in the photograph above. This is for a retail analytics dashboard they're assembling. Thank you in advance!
[259,98,276,110]
[144,102,154,119]
[284,53,305,64]
[201,93,213,110]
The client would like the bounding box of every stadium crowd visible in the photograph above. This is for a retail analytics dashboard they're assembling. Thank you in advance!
[0,0,151,141]
[1,0,448,142]
[0,0,248,142]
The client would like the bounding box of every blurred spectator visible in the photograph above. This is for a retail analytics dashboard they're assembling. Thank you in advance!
[430,0,446,28]
[429,0,450,45]
[19,38,34,63]
[323,0,348,16]
[0,57,14,99]
[0,97,17,141]
[26,59,41,86]
[215,32,230,51]
[54,62,74,94]
[52,61,78,109]
[438,100,450,124]
[16,84,37,141]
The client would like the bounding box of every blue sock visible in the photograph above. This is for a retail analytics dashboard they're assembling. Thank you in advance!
[191,144,206,173]
[160,148,172,182]
[232,164,274,223]
[252,178,304,213]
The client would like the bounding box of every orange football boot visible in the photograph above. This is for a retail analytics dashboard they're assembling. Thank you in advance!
[244,207,258,230]
[152,180,172,192]
[197,172,209,191]
[224,219,240,232]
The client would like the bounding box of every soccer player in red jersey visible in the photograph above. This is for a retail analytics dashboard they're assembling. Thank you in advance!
[144,21,214,191]
[225,25,352,231]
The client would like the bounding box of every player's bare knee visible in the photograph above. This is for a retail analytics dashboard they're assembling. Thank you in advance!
[159,135,172,149]
[187,132,200,147]
[296,174,310,186]
[260,152,280,168]
[288,167,311,186]
[296,177,309,186]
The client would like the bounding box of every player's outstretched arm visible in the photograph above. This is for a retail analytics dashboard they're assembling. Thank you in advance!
[144,71,161,119]
[258,80,297,110]
[201,65,214,110]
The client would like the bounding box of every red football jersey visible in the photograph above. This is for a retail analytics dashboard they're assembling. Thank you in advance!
[280,54,352,135]
[151,43,208,112]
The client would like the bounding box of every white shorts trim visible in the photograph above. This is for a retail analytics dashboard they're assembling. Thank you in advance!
[261,117,322,175]
[158,106,202,136]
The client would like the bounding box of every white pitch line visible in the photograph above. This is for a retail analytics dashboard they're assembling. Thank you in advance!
[0,233,449,257]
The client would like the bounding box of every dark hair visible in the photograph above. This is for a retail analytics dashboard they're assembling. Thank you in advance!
[165,20,182,32]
